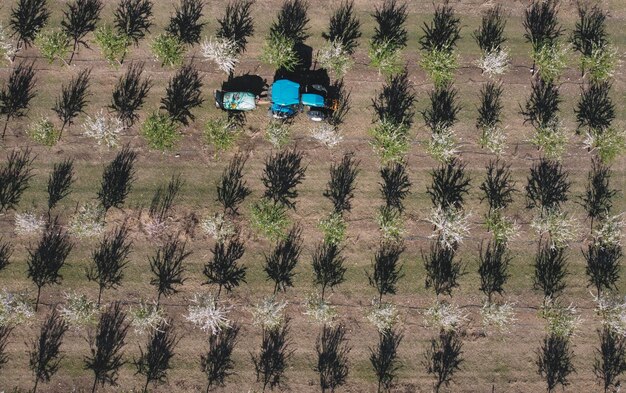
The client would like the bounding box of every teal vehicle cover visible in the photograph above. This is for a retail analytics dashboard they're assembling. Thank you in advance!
[301,93,324,108]
[271,79,300,106]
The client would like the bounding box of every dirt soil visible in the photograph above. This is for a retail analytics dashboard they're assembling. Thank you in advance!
[0,0,626,392]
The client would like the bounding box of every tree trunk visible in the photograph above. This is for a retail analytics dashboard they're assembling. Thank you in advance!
[143,377,150,393]
[35,286,42,312]
[33,376,39,393]
[97,286,104,307]
[91,376,98,393]
[69,41,78,64]
[2,115,9,139]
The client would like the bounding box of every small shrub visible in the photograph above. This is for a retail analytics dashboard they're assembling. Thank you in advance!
[265,120,291,148]
[201,213,236,243]
[426,127,459,163]
[318,212,347,246]
[0,291,35,326]
[0,24,16,62]
[530,119,569,160]
[260,32,299,71]
[68,203,105,238]
[141,112,180,151]
[251,296,287,332]
[532,43,569,82]
[82,110,124,148]
[366,301,399,334]
[129,301,166,335]
[250,198,290,240]
[480,302,515,334]
[185,293,231,335]
[424,300,468,333]
[369,120,410,163]
[27,117,59,147]
[376,205,404,243]
[427,206,471,250]
[583,127,626,164]
[94,25,130,66]
[59,292,99,329]
[303,293,337,325]
[581,44,619,82]
[203,116,239,154]
[310,123,342,148]
[14,211,45,236]
[201,37,239,75]
[369,39,403,76]
[318,41,352,78]
[151,33,185,67]
[531,208,579,249]
[34,29,69,64]
[485,211,519,245]
[420,49,458,88]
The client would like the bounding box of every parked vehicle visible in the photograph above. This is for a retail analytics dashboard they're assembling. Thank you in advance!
[269,79,301,119]
[214,90,258,111]
[301,84,328,122]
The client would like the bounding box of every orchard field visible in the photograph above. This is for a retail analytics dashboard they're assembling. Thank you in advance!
[0,0,626,392]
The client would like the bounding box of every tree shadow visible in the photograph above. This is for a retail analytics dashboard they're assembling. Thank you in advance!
[221,74,268,98]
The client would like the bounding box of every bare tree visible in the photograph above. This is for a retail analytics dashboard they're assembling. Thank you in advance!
[27,218,73,311]
[217,153,251,216]
[312,241,346,300]
[478,241,511,303]
[262,149,307,210]
[270,0,310,44]
[380,162,411,212]
[423,241,463,297]
[581,158,617,229]
[160,64,204,126]
[114,0,154,45]
[533,242,568,299]
[427,158,471,210]
[480,159,516,214]
[167,0,206,45]
[584,242,622,296]
[217,0,255,54]
[29,309,68,393]
[526,158,570,212]
[595,327,626,393]
[323,0,361,54]
[85,301,130,393]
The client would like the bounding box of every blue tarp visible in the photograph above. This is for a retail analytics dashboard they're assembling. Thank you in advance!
[301,93,324,108]
[271,80,300,106]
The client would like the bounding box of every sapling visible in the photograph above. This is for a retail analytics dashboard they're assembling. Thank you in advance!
[270,0,310,45]
[476,82,503,147]
[86,224,132,306]
[594,327,626,393]
[47,159,74,216]
[368,241,405,302]
[27,218,73,311]
[315,324,350,393]
[0,148,35,214]
[110,62,152,128]
[521,77,561,130]
[61,0,103,63]
[135,319,178,392]
[202,324,239,391]
[571,3,613,78]
[536,333,575,392]
[29,309,68,393]
[203,235,247,299]
[425,329,463,393]
[9,0,51,51]
[323,152,359,214]
[370,328,402,393]
[379,162,411,212]
[372,68,415,128]
[53,68,91,135]
[166,0,205,45]
[160,64,204,126]
[262,149,307,209]
[422,85,461,133]
[369,0,407,74]
[149,237,191,305]
[473,5,507,54]
[0,61,37,138]
[419,2,461,86]
[217,153,251,216]
[523,0,562,70]
[265,225,303,293]
[85,301,130,393]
